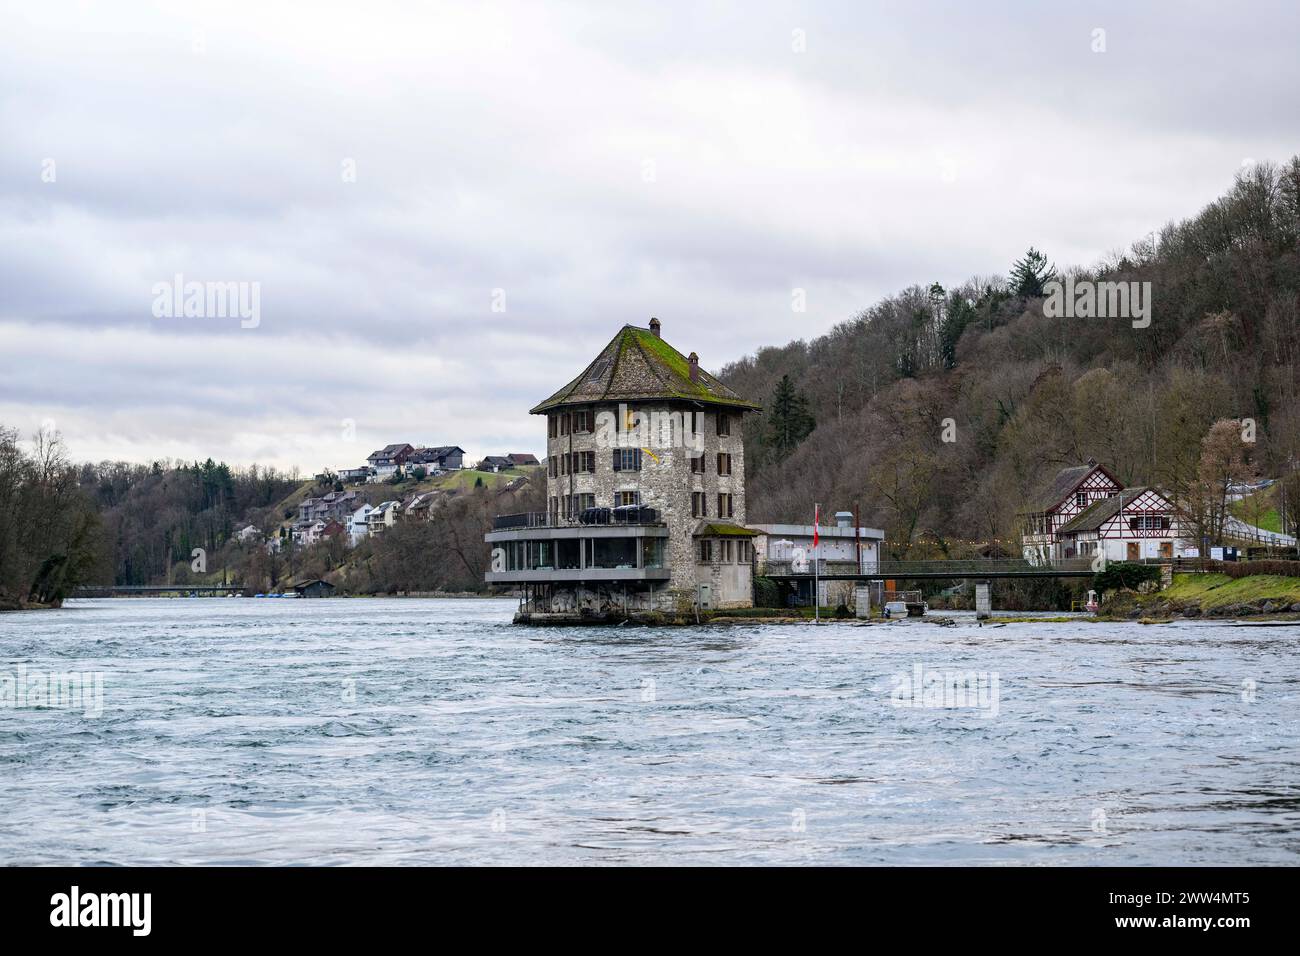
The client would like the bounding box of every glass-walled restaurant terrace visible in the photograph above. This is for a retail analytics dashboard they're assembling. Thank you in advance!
[497,536,664,572]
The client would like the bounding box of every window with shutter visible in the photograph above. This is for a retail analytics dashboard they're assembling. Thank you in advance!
[612,448,641,472]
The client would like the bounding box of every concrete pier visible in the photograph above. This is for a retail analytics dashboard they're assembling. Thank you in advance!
[854,585,871,619]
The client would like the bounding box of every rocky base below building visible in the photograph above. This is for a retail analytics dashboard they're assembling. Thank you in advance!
[514,606,864,625]
[516,609,727,625]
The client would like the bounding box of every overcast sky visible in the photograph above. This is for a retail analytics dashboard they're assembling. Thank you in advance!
[2,0,1297,473]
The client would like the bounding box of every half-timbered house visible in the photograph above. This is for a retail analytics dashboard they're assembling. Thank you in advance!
[1055,486,1190,562]
[1020,460,1123,564]
[1021,461,1192,562]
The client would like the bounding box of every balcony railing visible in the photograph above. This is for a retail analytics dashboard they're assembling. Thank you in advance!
[493,512,553,529]
[492,507,663,530]
[761,559,870,576]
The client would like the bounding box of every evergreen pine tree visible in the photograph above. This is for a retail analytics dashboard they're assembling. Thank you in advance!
[766,374,816,457]
[1008,247,1057,297]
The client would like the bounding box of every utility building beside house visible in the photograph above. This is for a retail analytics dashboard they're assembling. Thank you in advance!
[485,318,760,622]
[751,513,885,607]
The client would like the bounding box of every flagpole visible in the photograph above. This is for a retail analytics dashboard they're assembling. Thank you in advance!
[814,502,820,623]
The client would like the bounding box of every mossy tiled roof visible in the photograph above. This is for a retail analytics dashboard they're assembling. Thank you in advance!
[693,521,758,537]
[529,324,760,414]
[1025,461,1120,513]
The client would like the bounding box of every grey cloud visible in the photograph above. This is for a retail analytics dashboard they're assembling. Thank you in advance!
[1,0,1296,471]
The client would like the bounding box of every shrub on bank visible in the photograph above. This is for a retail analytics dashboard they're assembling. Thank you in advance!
[752,575,782,608]
[1203,559,1300,579]
[1093,562,1162,595]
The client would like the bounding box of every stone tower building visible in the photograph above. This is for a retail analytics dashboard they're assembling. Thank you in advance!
[485,319,761,622]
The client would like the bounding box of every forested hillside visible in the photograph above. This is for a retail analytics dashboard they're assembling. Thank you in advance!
[81,458,301,585]
[723,157,1300,558]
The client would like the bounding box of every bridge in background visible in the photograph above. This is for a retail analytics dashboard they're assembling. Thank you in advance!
[762,558,1101,582]
[72,584,243,597]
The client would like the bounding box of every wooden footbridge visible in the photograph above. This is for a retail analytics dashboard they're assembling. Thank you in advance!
[763,558,1101,582]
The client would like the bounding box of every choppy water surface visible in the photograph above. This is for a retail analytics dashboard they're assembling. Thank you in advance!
[1,598,1297,865]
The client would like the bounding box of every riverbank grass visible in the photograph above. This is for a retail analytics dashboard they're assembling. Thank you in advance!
[1162,573,1300,609]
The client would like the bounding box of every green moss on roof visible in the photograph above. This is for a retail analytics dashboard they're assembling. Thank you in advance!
[626,328,693,384]
[696,521,758,537]
[530,324,760,414]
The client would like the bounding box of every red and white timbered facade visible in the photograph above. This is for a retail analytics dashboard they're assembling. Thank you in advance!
[1056,487,1191,562]
[1021,463,1191,563]
[1020,462,1122,564]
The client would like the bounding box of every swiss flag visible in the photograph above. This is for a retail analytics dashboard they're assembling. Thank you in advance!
[813,505,819,548]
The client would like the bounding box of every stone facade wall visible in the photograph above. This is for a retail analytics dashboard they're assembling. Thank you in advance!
[542,402,751,609]
[698,546,752,608]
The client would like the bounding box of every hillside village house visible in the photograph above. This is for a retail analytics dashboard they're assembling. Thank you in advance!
[318,520,346,543]
[401,491,440,521]
[353,444,463,482]
[367,500,401,536]
[1020,460,1191,563]
[366,444,414,479]
[485,318,760,621]
[750,513,885,607]
[293,520,325,546]
[298,490,357,524]
[408,445,465,472]
[348,504,373,547]
[291,490,358,543]
[479,453,540,472]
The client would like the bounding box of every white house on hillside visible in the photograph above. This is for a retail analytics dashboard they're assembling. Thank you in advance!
[367,501,400,536]
[293,519,326,546]
[348,504,373,547]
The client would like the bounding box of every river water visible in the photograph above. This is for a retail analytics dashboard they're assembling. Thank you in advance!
[1,598,1297,865]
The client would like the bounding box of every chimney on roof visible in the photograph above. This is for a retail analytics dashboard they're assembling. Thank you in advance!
[688,351,699,382]
[649,317,661,337]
